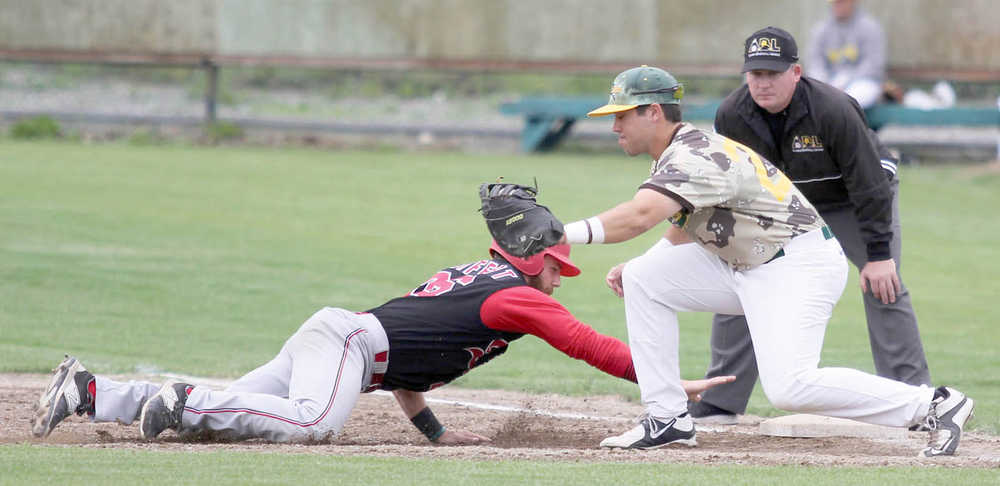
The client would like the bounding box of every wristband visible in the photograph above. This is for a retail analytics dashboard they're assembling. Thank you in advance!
[586,217,605,244]
[564,220,589,244]
[564,217,605,244]
[430,425,446,441]
[410,407,445,442]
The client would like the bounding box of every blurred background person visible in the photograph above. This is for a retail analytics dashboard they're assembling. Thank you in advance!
[807,0,886,109]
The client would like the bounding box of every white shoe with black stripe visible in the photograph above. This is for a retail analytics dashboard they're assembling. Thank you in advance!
[32,355,93,438]
[600,413,697,450]
[920,386,975,457]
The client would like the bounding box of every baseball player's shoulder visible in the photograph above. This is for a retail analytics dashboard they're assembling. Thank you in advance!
[801,77,850,101]
[856,11,885,34]
[488,284,556,304]
[810,17,829,32]
[664,126,715,162]
[810,16,837,39]
[801,78,860,118]
[481,285,566,329]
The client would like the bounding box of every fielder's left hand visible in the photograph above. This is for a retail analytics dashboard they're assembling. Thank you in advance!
[605,262,626,298]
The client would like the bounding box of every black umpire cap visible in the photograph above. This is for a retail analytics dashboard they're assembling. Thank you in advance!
[742,26,799,73]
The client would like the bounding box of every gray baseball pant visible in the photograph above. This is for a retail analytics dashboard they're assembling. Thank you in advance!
[91,308,389,442]
[699,180,931,414]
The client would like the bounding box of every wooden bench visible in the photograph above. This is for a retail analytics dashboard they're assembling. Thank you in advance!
[501,96,999,153]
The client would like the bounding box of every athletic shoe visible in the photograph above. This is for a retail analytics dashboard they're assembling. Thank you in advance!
[600,413,697,449]
[139,380,192,440]
[32,355,94,438]
[688,400,738,425]
[920,386,975,457]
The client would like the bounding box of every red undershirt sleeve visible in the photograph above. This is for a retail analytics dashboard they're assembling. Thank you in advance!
[480,286,636,383]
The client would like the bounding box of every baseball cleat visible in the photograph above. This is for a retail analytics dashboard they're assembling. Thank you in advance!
[920,386,974,457]
[600,413,697,450]
[139,380,192,440]
[32,355,94,438]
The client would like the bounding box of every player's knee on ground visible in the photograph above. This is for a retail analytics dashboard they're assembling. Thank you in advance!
[275,425,340,443]
[274,408,344,443]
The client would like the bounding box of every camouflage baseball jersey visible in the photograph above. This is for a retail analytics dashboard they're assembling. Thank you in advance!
[639,123,825,270]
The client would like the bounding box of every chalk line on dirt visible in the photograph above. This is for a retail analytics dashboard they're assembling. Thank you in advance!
[159,371,631,422]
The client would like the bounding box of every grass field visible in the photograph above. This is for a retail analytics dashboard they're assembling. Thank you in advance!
[2,444,998,486]
[1,140,998,483]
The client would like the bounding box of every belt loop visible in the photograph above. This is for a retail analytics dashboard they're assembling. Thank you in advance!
[822,225,833,240]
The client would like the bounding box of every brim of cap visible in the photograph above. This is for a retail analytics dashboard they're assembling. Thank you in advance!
[490,246,581,277]
[741,59,792,73]
[549,251,581,277]
[586,104,638,118]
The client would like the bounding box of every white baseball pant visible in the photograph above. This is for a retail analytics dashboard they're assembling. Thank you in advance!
[622,227,934,427]
[93,307,389,442]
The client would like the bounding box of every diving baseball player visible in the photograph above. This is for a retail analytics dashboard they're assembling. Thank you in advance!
[33,240,733,443]
[553,65,973,456]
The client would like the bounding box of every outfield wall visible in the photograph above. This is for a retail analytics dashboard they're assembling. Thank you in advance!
[0,0,997,75]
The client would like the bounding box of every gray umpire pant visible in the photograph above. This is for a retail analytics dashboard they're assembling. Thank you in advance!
[699,180,932,414]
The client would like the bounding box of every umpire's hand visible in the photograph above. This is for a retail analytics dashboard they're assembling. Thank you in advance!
[860,259,901,304]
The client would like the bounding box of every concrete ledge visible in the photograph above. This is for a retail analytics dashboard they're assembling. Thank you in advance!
[759,414,909,440]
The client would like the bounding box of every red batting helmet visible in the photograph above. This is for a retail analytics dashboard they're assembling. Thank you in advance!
[489,240,581,277]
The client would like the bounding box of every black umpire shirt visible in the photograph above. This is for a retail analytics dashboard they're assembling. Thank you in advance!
[714,77,894,261]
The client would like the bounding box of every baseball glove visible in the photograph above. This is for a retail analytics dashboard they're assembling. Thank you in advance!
[479,180,564,257]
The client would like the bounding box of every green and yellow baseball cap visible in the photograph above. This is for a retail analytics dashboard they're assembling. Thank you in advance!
[587,65,684,117]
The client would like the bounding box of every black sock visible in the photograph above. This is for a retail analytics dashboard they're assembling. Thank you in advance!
[73,371,96,415]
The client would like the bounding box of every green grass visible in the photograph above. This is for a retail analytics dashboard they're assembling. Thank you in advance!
[0,141,660,386]
[1,140,998,481]
[1,444,997,486]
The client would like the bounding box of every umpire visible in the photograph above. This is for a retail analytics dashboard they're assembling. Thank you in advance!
[691,26,932,423]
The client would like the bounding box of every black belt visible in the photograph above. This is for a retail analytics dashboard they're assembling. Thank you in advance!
[765,226,834,264]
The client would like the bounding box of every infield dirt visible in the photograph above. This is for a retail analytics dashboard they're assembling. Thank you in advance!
[4,373,998,468]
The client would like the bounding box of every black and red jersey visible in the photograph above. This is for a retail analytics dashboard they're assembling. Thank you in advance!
[368,258,526,391]
[367,257,637,392]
